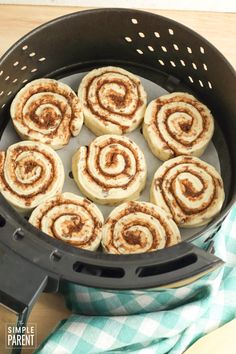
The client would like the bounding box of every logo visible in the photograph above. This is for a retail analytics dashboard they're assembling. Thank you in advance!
[5,323,37,349]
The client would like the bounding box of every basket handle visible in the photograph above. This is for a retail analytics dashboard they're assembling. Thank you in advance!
[0,241,49,354]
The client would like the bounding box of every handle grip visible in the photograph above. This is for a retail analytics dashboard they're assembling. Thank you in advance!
[0,244,47,315]
[0,242,49,354]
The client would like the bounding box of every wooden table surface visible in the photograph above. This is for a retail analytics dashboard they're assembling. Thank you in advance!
[0,4,236,354]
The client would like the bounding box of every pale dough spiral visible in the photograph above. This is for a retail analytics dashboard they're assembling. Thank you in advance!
[72,135,147,205]
[150,156,225,227]
[78,66,147,135]
[29,192,104,251]
[143,92,214,161]
[10,78,84,150]
[0,141,65,213]
[102,201,181,254]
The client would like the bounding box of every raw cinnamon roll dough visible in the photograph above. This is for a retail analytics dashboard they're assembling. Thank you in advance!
[102,201,181,254]
[150,156,225,227]
[10,78,84,150]
[29,192,104,251]
[0,141,65,213]
[78,66,147,135]
[143,92,214,161]
[72,134,147,205]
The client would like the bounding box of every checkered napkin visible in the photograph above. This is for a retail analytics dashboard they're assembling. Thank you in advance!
[36,205,236,354]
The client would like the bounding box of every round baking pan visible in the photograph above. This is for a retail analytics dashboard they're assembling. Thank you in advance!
[0,9,235,321]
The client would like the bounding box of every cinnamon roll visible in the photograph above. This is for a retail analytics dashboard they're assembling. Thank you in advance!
[150,156,225,227]
[143,92,214,161]
[0,141,65,213]
[29,192,104,251]
[78,66,147,135]
[72,135,147,205]
[10,78,83,150]
[102,201,181,254]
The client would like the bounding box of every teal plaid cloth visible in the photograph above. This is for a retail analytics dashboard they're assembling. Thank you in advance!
[36,205,236,354]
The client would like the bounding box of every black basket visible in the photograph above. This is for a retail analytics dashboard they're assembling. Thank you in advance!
[0,8,235,334]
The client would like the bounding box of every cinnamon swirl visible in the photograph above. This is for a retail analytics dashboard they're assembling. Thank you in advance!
[150,156,225,227]
[72,135,147,205]
[10,78,83,150]
[102,201,181,254]
[143,92,214,161]
[0,141,65,213]
[29,192,104,251]
[78,66,147,135]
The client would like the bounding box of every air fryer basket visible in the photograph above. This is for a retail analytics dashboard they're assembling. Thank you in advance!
[0,8,235,329]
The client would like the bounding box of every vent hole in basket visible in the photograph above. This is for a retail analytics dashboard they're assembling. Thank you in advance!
[31,68,38,73]
[187,46,192,54]
[7,91,12,96]
[158,59,165,66]
[39,57,46,62]
[124,36,132,42]
[148,45,154,52]
[29,52,36,57]
[22,45,28,51]
[138,32,145,38]
[203,63,208,71]
[131,18,138,24]
[12,78,18,83]
[21,66,27,71]
[154,31,160,38]
[50,250,62,262]
[173,44,179,51]
[5,76,10,81]
[168,28,174,35]
[199,80,204,87]
[68,171,74,179]
[192,62,197,70]
[208,81,213,89]
[73,261,125,278]
[0,70,3,76]
[180,60,186,66]
[13,228,24,240]
[0,91,4,96]
[0,215,6,227]
[136,254,197,277]
[1,104,6,109]
[188,76,194,83]
[200,46,205,54]
[13,61,19,67]
[136,49,143,55]
[161,46,167,52]
[22,79,28,84]
[170,61,176,67]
